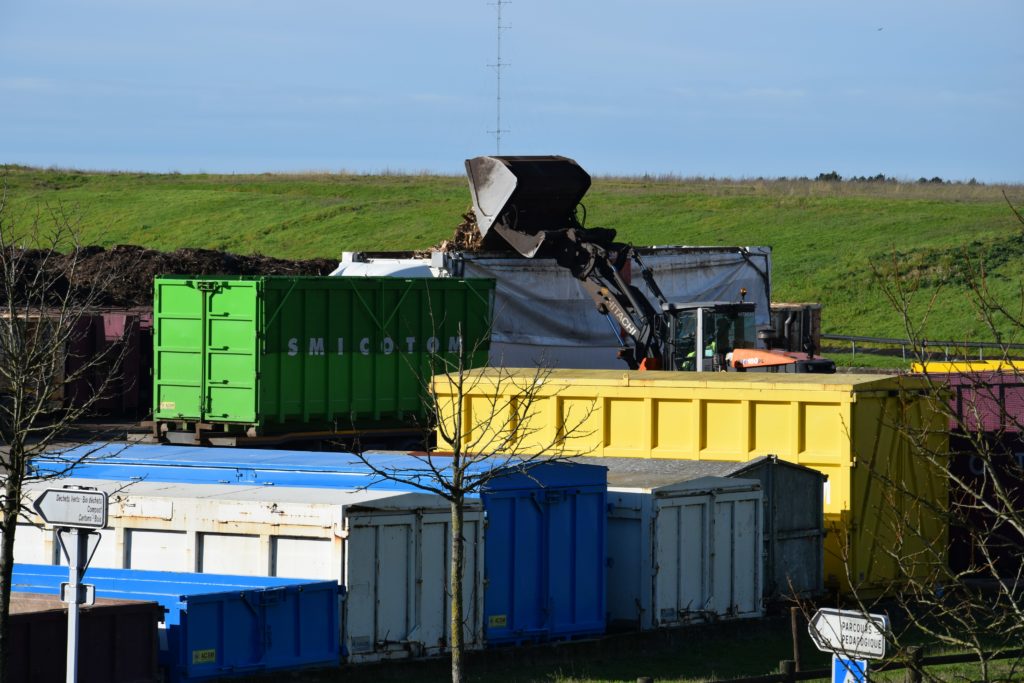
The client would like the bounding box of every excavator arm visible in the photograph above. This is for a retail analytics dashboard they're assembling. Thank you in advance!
[465,155,668,369]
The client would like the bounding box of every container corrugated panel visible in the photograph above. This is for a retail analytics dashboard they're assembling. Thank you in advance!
[342,499,484,661]
[578,455,824,601]
[153,276,493,433]
[29,448,606,651]
[64,310,151,419]
[948,432,1024,577]
[0,523,56,565]
[735,458,825,600]
[480,462,607,644]
[22,476,486,664]
[174,582,339,680]
[434,369,948,595]
[0,314,66,411]
[606,476,763,630]
[9,592,162,683]
[913,369,1024,433]
[11,564,339,683]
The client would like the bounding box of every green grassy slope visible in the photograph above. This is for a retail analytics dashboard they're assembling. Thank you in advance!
[3,165,1022,343]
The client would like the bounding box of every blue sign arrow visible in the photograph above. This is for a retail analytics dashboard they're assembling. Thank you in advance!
[833,656,867,683]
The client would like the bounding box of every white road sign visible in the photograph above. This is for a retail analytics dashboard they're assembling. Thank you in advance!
[809,608,890,659]
[33,488,108,529]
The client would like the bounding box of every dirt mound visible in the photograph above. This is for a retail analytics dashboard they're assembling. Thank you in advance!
[7,245,339,307]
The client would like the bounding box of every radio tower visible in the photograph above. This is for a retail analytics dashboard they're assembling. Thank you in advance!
[487,0,510,153]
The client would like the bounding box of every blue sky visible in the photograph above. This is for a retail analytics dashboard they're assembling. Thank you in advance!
[2,1,1021,182]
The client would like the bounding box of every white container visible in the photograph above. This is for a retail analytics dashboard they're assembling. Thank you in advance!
[23,479,484,662]
[607,476,763,629]
[333,246,773,369]
[0,523,52,564]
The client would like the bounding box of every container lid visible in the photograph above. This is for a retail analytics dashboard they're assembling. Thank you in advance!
[35,444,605,495]
[35,444,413,490]
[12,563,333,626]
[435,368,924,393]
[574,455,826,488]
[610,474,761,495]
[9,592,158,615]
[470,459,607,491]
[26,477,475,510]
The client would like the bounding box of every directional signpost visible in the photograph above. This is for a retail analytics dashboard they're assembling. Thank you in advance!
[33,487,109,683]
[33,488,107,530]
[809,608,891,683]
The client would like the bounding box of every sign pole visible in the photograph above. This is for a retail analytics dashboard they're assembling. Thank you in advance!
[64,528,89,683]
[33,488,108,683]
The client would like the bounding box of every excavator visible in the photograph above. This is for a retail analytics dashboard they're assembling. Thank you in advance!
[464,155,836,374]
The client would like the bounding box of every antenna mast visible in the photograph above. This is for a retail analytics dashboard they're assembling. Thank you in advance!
[487,0,510,153]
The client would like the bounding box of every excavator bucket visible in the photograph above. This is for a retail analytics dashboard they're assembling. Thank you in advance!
[464,155,592,257]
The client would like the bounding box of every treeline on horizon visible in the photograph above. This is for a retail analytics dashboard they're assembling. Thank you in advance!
[2,163,1019,189]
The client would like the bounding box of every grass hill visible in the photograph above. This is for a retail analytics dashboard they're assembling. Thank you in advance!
[3,165,1022,352]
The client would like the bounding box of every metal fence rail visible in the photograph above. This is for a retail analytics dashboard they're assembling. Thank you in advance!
[821,334,1024,363]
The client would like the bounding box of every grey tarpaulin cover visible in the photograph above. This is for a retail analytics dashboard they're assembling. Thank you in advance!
[332,246,772,369]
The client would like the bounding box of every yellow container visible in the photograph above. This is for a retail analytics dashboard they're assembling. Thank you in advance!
[911,360,1024,373]
[432,368,948,594]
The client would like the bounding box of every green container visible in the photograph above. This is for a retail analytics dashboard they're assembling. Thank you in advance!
[153,276,494,434]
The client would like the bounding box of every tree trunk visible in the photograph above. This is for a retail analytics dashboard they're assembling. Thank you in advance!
[450,497,465,683]
[0,468,23,682]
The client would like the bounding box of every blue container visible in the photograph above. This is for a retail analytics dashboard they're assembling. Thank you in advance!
[31,443,373,488]
[34,444,609,645]
[12,564,341,682]
[480,463,607,644]
[35,443,595,494]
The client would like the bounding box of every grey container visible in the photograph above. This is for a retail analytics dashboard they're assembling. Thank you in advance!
[578,455,825,601]
[604,475,764,629]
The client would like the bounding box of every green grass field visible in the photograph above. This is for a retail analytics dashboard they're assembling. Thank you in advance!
[231,615,1020,683]
[3,165,1023,346]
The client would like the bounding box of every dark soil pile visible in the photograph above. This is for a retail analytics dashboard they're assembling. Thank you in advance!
[6,245,339,307]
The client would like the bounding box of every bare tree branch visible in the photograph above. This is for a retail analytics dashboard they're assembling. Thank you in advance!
[0,196,139,679]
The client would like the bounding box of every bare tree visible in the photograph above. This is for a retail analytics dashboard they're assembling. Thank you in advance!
[805,197,1024,682]
[0,196,135,679]
[349,324,595,683]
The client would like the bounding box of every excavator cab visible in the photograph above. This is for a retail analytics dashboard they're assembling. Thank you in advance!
[664,301,836,373]
[663,302,757,372]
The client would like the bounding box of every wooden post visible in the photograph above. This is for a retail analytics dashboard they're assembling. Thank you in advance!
[905,646,923,683]
[790,607,802,671]
[780,659,796,683]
